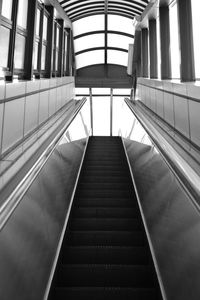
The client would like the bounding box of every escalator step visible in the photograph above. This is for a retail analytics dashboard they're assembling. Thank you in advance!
[61,246,149,265]
[64,231,145,246]
[74,198,136,207]
[79,176,132,183]
[75,189,134,198]
[72,207,139,218]
[80,170,129,177]
[52,287,158,300]
[56,264,154,287]
[69,218,142,231]
[77,182,132,190]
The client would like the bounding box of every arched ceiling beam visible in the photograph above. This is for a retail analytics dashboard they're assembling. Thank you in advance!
[74,30,134,39]
[66,1,105,14]
[68,5,141,18]
[108,5,142,15]
[63,0,144,14]
[71,10,105,21]
[68,5,106,18]
[71,11,134,22]
[60,0,148,10]
[75,46,128,55]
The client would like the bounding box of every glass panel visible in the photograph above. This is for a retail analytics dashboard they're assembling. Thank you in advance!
[69,3,104,18]
[113,97,124,136]
[43,15,48,40]
[65,34,68,52]
[55,51,58,71]
[76,50,104,69]
[56,26,59,47]
[34,42,39,69]
[169,1,180,79]
[66,0,101,13]
[1,0,13,19]
[191,0,200,79]
[74,34,104,53]
[108,15,134,35]
[107,50,128,66]
[110,0,143,12]
[36,8,41,36]
[75,88,90,95]
[156,16,161,79]
[108,34,134,50]
[17,0,28,29]
[64,98,91,141]
[113,89,131,95]
[92,88,110,94]
[0,26,10,68]
[14,34,26,69]
[41,45,46,70]
[93,97,110,136]
[73,15,104,36]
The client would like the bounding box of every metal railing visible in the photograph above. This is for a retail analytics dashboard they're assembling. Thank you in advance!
[124,98,200,210]
[0,98,87,232]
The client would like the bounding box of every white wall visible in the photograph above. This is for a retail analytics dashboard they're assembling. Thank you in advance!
[137,78,200,148]
[0,77,75,157]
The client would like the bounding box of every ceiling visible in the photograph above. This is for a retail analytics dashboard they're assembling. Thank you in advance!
[58,0,149,75]
[58,0,149,22]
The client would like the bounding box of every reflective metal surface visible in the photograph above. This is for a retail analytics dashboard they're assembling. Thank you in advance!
[0,100,91,300]
[124,98,200,208]
[121,100,200,300]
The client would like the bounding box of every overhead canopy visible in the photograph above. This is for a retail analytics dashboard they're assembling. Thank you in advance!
[58,0,149,71]
[58,0,149,21]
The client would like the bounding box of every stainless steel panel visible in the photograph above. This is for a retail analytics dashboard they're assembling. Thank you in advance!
[0,101,90,300]
[122,104,200,300]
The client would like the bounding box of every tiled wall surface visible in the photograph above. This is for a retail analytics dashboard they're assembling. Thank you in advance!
[0,77,75,157]
[137,78,200,148]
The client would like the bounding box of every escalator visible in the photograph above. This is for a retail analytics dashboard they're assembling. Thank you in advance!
[49,136,162,300]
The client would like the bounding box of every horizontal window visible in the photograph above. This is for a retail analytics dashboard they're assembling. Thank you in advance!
[92,88,110,94]
[108,15,134,35]
[108,33,134,50]
[73,15,104,36]
[107,50,128,66]
[74,34,104,53]
[76,49,104,69]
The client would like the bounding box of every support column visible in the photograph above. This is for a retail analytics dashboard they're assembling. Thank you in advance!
[58,19,64,77]
[46,6,54,78]
[141,28,149,77]
[177,0,195,81]
[149,19,157,79]
[24,0,37,79]
[159,5,171,79]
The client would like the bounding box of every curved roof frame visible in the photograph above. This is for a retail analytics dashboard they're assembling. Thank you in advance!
[59,0,149,19]
[74,30,134,39]
[58,0,149,69]
[71,10,134,21]
[66,1,144,17]
[68,6,142,19]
